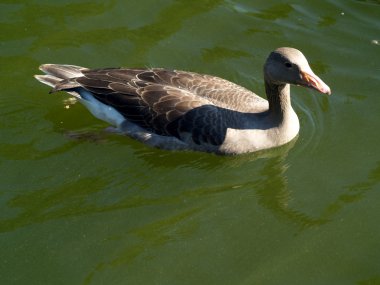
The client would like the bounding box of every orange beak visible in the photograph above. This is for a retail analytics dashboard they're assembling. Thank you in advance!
[300,70,331,95]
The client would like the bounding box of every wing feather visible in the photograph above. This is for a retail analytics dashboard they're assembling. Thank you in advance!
[53,67,255,146]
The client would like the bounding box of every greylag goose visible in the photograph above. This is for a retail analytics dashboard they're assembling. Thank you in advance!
[34,47,331,154]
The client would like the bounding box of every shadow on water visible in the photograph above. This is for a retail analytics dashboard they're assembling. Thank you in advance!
[1,127,380,283]
[81,153,380,283]
[253,157,330,230]
[320,160,380,220]
[3,134,380,235]
[0,135,296,233]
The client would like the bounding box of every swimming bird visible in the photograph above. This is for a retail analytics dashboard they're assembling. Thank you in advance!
[34,47,331,154]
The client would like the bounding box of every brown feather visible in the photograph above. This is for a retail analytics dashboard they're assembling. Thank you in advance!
[40,67,263,146]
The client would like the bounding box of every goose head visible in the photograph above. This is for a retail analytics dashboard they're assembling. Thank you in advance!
[264,47,331,95]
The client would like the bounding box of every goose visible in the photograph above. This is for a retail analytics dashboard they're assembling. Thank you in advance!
[34,47,331,155]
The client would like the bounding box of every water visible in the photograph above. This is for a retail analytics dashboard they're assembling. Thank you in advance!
[1,1,380,284]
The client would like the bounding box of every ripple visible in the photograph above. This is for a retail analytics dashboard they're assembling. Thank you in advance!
[291,88,335,157]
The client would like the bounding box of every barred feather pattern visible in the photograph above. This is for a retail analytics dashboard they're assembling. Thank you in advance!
[48,67,268,146]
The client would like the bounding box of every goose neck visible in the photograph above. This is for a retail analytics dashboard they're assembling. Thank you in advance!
[264,80,292,118]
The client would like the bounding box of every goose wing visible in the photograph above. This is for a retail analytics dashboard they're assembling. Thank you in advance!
[54,68,233,145]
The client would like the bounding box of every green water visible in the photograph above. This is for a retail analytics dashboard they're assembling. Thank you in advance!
[1,1,380,284]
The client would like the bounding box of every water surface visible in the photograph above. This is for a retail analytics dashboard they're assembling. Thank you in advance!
[1,1,380,284]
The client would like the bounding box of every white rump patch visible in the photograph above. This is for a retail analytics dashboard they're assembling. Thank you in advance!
[78,90,126,127]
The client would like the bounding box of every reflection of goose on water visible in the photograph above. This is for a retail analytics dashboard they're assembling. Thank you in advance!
[35,47,330,154]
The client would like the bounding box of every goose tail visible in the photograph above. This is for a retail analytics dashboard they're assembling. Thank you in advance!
[34,64,88,96]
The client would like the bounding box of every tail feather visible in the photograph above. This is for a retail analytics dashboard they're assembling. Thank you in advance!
[39,64,87,79]
[35,63,128,128]
[34,64,86,98]
[34,74,61,88]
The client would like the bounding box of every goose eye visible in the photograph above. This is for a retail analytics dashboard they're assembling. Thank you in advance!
[285,62,292,68]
